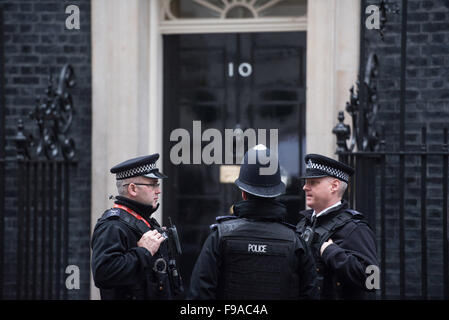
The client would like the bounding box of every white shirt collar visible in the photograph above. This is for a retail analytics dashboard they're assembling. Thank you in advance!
[312,201,342,219]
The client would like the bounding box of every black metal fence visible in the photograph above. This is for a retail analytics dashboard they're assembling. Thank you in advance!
[332,0,449,299]
[5,159,75,299]
[0,64,77,299]
[336,125,449,299]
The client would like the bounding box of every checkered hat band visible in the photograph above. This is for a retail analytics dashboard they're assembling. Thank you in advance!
[306,161,349,182]
[116,163,156,180]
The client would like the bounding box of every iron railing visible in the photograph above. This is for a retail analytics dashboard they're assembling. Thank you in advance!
[334,0,448,299]
[0,64,77,299]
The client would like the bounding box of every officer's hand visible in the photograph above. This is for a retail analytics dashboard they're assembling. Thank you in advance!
[138,229,165,256]
[320,238,333,256]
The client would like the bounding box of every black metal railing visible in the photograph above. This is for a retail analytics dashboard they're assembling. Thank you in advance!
[0,6,6,300]
[333,0,448,300]
[335,122,449,299]
[0,64,77,299]
[15,159,74,299]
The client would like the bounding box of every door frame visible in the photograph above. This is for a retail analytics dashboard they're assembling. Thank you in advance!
[152,0,308,222]
[153,0,361,220]
[90,0,360,300]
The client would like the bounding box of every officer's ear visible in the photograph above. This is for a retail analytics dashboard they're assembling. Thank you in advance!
[241,191,248,200]
[127,182,138,197]
[330,178,340,194]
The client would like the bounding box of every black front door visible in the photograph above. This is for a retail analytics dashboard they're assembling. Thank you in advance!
[163,32,306,293]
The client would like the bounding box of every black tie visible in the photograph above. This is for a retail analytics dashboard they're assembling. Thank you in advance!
[311,214,317,227]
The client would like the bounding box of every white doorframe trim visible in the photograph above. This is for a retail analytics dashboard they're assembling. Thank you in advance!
[305,0,360,158]
[148,0,164,224]
[159,16,307,34]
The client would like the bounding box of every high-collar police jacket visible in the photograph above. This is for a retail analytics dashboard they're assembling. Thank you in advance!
[188,199,319,300]
[91,196,174,300]
[296,200,379,299]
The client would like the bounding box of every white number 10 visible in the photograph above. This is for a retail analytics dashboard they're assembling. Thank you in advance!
[228,62,253,78]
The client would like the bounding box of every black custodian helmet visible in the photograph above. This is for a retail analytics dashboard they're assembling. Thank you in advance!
[234,145,285,198]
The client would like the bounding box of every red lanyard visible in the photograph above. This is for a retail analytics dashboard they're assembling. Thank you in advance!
[113,204,152,228]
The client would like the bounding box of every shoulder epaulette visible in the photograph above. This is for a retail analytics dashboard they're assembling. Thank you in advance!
[209,215,238,230]
[102,208,121,220]
[345,209,365,219]
[98,207,149,236]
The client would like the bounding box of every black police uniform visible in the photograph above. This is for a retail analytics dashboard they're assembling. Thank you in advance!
[91,196,173,299]
[91,154,181,300]
[189,199,319,300]
[297,200,378,299]
[188,145,319,300]
[297,154,379,300]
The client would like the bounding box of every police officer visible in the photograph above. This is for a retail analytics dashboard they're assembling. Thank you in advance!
[297,154,379,299]
[91,154,182,300]
[189,145,318,300]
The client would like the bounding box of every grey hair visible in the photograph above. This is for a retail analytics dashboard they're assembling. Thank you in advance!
[116,178,136,196]
[116,176,148,196]
[337,180,348,198]
[116,180,127,196]
[325,176,348,198]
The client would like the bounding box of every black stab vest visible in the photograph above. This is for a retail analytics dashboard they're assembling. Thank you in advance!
[215,217,302,300]
[296,209,366,299]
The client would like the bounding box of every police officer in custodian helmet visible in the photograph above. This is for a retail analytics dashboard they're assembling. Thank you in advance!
[296,154,379,299]
[189,145,319,299]
[91,154,183,300]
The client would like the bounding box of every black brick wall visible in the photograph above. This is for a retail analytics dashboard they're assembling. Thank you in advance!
[363,0,449,299]
[1,0,91,299]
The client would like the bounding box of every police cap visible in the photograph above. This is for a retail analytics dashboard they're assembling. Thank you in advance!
[110,153,168,180]
[300,154,354,183]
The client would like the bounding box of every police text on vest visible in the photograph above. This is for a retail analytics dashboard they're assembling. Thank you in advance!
[248,243,267,253]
